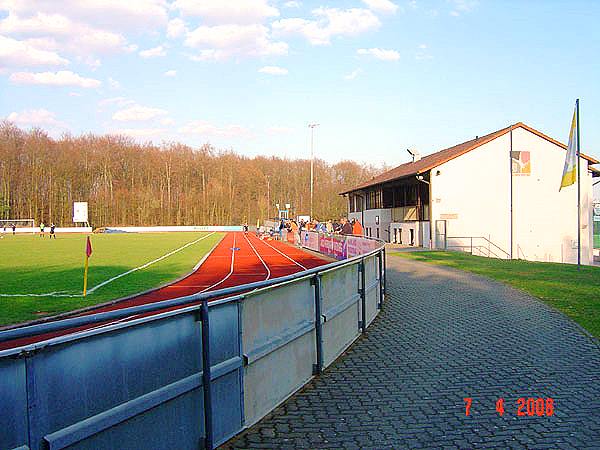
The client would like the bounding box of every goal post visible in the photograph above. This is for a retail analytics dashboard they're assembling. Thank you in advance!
[0,218,36,233]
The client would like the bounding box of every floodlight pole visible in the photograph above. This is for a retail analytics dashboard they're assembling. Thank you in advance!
[309,123,319,219]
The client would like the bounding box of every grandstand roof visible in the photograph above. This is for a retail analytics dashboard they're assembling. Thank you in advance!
[341,122,599,194]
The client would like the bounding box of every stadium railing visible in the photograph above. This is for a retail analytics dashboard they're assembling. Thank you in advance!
[0,232,385,450]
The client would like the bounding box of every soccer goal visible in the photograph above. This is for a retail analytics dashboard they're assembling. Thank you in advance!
[0,218,36,233]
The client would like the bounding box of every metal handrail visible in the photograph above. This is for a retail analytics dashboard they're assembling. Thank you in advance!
[446,236,510,259]
[0,237,385,346]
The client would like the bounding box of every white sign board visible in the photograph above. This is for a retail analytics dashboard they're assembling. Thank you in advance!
[73,202,88,223]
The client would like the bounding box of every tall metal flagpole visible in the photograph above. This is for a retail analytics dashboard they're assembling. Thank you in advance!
[576,99,581,270]
[509,125,514,260]
[308,123,319,219]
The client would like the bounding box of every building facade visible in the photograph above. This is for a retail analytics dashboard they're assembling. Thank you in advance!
[342,122,599,265]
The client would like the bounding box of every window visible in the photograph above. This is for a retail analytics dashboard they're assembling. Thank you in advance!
[376,228,379,239]
[348,194,365,213]
[382,188,393,208]
[366,189,382,209]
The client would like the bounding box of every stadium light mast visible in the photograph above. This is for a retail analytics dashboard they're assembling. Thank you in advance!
[308,123,319,219]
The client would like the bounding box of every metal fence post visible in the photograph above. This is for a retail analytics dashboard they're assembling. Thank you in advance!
[383,247,387,296]
[200,300,213,450]
[360,258,366,332]
[470,237,473,255]
[312,274,324,375]
[377,250,383,309]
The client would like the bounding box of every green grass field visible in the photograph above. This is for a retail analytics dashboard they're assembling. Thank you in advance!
[594,233,600,249]
[391,251,600,339]
[0,232,223,326]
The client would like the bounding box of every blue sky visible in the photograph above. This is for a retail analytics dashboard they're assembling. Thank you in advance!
[1,0,600,174]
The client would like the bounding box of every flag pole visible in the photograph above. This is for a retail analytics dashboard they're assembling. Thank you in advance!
[83,253,89,296]
[576,98,581,270]
[509,125,514,260]
[83,235,92,296]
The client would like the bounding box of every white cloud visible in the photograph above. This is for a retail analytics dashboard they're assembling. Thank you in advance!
[110,128,167,138]
[9,70,101,88]
[108,77,121,89]
[361,0,399,14]
[266,126,294,134]
[0,35,69,68]
[416,44,433,60]
[99,96,135,108]
[185,24,287,60]
[5,108,67,129]
[167,18,187,38]
[258,65,288,75]
[68,92,82,96]
[139,45,166,58]
[179,120,252,138]
[160,117,175,126]
[173,0,279,25]
[164,70,177,77]
[113,105,168,122]
[284,1,301,7]
[449,0,478,16]
[272,8,380,46]
[357,47,399,61]
[1,0,168,32]
[344,68,362,80]
[0,13,132,56]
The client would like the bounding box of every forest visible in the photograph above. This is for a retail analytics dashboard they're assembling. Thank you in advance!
[0,122,380,227]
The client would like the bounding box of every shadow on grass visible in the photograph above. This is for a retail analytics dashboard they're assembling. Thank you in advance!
[0,265,185,328]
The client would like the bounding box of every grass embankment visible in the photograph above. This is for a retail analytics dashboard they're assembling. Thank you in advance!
[392,251,600,339]
[0,232,223,326]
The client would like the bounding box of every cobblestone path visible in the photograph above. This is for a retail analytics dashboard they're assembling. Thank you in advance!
[226,255,600,449]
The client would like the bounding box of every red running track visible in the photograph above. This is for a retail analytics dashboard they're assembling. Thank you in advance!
[0,232,329,350]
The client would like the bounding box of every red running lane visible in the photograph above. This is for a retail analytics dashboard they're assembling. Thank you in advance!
[0,232,328,350]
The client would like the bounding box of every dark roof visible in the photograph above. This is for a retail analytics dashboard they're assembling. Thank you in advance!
[341,122,599,194]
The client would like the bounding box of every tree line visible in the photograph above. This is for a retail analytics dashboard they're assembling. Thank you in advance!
[0,122,380,227]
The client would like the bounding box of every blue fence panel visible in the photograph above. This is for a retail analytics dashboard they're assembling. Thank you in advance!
[0,358,28,450]
[0,234,385,449]
[207,300,244,447]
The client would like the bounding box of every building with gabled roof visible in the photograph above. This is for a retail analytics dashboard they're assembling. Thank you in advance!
[341,122,599,265]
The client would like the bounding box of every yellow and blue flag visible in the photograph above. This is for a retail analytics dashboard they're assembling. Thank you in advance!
[559,104,578,190]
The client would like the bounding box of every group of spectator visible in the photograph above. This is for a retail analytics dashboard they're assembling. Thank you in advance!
[272,216,364,241]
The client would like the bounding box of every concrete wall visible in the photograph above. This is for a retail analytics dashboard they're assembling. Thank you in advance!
[349,209,391,241]
[431,128,594,264]
[390,221,431,247]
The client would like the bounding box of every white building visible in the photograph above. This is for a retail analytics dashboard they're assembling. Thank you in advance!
[342,122,600,265]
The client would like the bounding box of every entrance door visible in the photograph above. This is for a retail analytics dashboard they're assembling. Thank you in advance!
[435,220,447,249]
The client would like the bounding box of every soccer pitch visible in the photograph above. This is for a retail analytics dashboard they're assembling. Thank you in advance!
[0,232,224,326]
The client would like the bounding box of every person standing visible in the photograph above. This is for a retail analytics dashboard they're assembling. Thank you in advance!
[50,223,56,239]
[39,221,45,237]
[340,217,353,235]
[12,223,16,235]
[352,219,363,236]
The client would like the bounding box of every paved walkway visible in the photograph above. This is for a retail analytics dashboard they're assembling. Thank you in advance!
[226,254,600,449]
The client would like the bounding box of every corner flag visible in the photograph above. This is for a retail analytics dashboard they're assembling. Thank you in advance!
[559,102,579,190]
[83,236,92,296]
[86,236,93,257]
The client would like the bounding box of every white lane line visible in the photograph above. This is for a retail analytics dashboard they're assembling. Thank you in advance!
[0,292,82,298]
[77,232,220,332]
[87,232,215,294]
[197,232,237,293]
[243,232,271,281]
[251,233,308,271]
